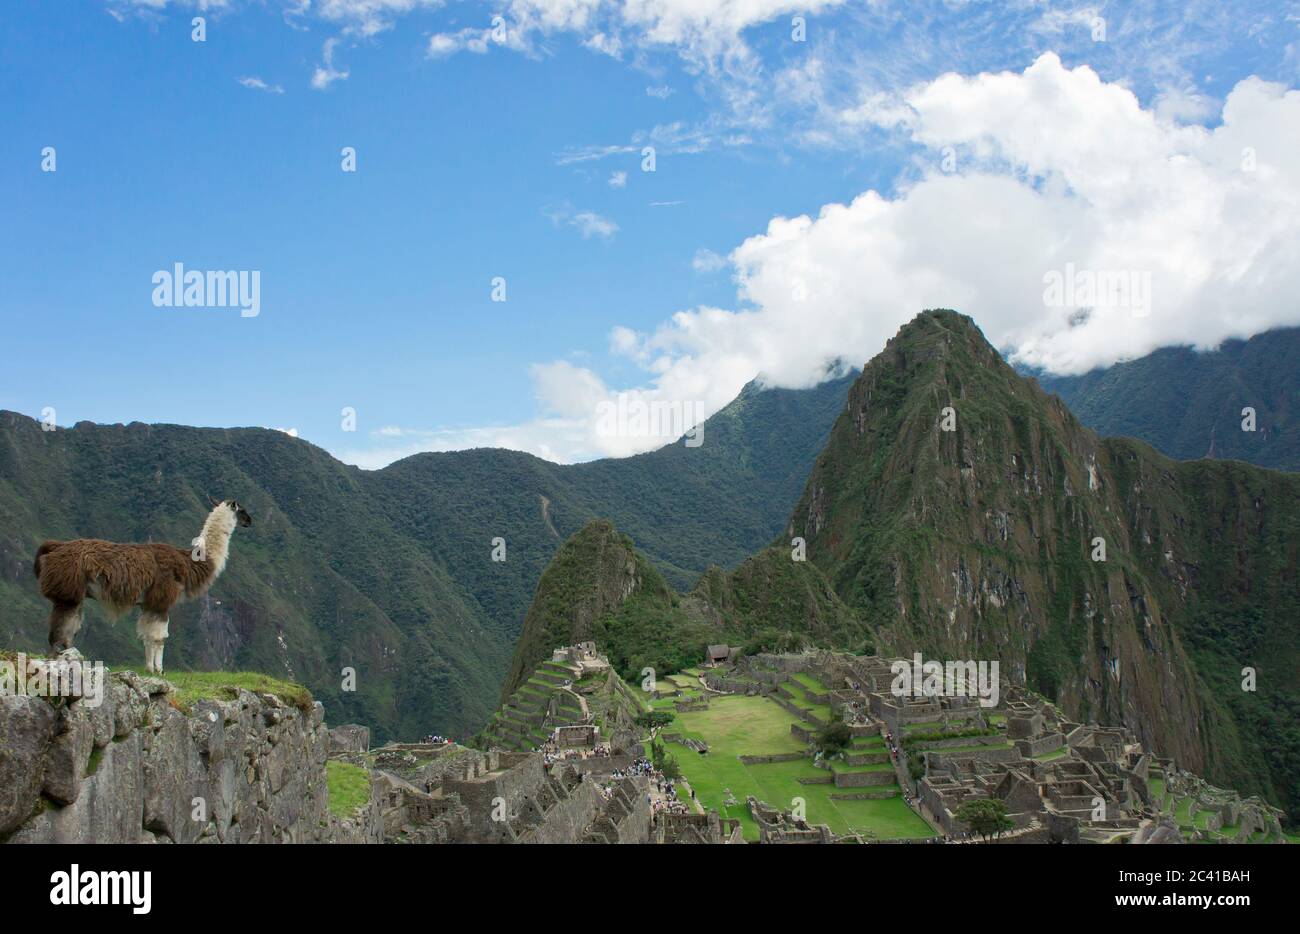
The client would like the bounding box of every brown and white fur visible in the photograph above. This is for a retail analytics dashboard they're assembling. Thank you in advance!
[33,499,252,673]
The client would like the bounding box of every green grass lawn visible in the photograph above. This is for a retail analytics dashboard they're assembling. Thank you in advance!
[1147,777,1167,810]
[326,760,370,818]
[661,692,931,842]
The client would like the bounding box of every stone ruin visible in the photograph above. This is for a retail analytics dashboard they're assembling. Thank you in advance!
[481,643,638,754]
[655,810,744,844]
[705,650,1290,845]
[747,797,833,844]
[347,736,653,844]
[552,642,607,673]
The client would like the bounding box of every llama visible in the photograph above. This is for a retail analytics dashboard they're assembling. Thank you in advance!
[33,498,252,674]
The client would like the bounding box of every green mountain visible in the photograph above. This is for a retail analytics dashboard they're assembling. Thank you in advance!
[0,373,852,742]
[1029,327,1300,471]
[501,519,870,699]
[786,310,1299,819]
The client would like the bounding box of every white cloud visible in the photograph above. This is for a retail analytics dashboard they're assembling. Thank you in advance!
[237,75,284,94]
[608,170,628,188]
[311,38,350,89]
[376,53,1300,466]
[570,210,619,238]
[555,143,638,165]
[584,31,623,57]
[635,56,1300,385]
[692,248,726,272]
[315,0,442,37]
[646,84,674,99]
[543,203,619,238]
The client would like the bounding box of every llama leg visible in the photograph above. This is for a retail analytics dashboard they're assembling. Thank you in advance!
[154,619,169,674]
[47,603,83,652]
[137,612,168,673]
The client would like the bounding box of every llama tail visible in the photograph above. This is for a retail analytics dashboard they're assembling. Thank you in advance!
[33,541,59,579]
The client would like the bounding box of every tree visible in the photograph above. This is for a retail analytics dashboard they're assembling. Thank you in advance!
[818,719,853,757]
[955,798,1014,841]
[636,711,674,731]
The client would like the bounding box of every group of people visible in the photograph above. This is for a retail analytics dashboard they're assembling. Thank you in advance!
[420,734,451,745]
[650,776,693,816]
[651,793,693,816]
[541,746,584,767]
[539,738,614,768]
[606,757,656,781]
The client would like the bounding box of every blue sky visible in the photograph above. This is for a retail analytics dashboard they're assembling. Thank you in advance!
[2,1,1298,466]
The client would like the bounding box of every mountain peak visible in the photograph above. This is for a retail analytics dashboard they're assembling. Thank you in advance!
[786,309,1300,815]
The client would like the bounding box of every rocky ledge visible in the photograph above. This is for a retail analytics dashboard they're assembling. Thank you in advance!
[0,658,376,844]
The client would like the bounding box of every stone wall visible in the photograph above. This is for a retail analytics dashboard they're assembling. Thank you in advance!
[740,753,806,765]
[833,768,897,788]
[1,670,374,844]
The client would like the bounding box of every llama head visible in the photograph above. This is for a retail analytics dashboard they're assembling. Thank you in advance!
[229,500,253,527]
[209,496,253,527]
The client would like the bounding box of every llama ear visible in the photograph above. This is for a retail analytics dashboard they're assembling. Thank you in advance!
[207,494,221,508]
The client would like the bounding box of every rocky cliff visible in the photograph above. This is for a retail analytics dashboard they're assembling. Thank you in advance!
[0,657,372,844]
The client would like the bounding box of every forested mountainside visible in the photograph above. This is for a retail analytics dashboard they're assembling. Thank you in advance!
[1029,326,1299,471]
[0,373,852,741]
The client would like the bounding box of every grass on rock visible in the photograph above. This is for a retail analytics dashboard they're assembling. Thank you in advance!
[114,667,314,713]
[326,760,371,818]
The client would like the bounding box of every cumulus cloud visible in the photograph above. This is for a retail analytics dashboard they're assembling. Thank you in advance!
[612,54,1300,392]
[608,170,628,188]
[363,53,1300,466]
